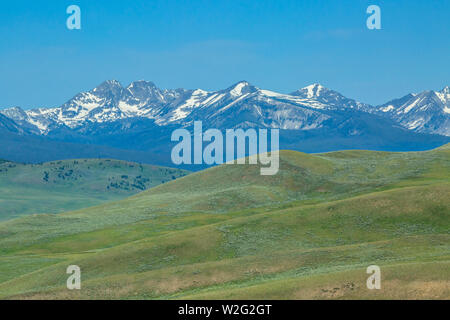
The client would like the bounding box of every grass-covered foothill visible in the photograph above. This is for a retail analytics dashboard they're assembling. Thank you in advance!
[0,158,189,220]
[0,144,448,299]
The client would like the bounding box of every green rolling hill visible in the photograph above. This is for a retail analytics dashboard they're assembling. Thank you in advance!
[0,145,448,299]
[0,159,189,221]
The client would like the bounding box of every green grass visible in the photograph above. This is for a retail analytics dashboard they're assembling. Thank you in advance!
[178,260,450,300]
[0,144,449,299]
[0,159,189,220]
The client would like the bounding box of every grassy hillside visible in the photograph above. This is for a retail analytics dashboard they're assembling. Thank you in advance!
[0,145,448,299]
[0,159,189,221]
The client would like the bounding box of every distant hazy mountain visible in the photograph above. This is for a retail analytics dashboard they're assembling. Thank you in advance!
[0,80,448,165]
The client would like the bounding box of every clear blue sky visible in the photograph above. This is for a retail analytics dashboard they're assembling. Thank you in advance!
[0,0,448,108]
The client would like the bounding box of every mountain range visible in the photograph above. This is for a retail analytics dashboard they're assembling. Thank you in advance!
[0,80,449,166]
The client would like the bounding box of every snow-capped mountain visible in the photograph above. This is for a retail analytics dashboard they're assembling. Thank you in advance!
[375,86,450,136]
[2,80,192,133]
[1,81,449,137]
[1,80,449,165]
[0,80,343,133]
[0,113,25,134]
[290,83,373,112]
[179,81,333,130]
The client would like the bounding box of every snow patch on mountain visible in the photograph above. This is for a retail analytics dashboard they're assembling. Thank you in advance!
[302,83,324,98]
[230,82,249,96]
[381,105,394,112]
[169,89,209,121]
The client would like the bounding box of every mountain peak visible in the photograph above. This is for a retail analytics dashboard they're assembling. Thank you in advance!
[127,80,157,89]
[290,83,335,99]
[89,80,126,103]
[440,86,450,94]
[4,106,24,112]
[104,79,122,86]
[226,81,258,96]
[93,80,123,92]
[298,83,327,98]
[304,83,324,89]
[0,106,28,121]
[125,80,169,103]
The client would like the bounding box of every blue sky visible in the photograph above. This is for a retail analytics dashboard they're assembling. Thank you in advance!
[0,0,449,108]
